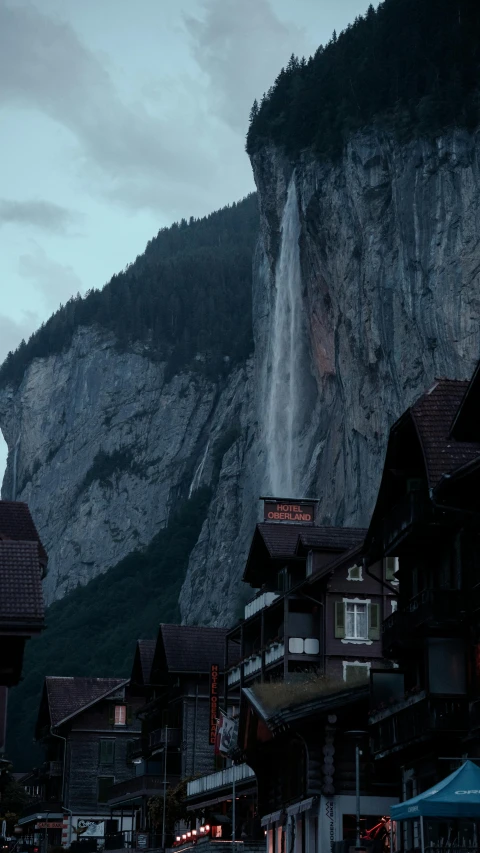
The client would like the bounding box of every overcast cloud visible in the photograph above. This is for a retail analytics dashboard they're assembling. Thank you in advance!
[0,0,377,482]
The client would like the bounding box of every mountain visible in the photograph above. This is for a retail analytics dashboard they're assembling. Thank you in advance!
[3,0,480,766]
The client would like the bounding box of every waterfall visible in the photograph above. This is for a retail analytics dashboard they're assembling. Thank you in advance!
[188,439,210,499]
[264,176,306,497]
[12,435,20,501]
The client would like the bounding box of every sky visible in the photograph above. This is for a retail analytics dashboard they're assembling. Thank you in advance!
[0,0,376,483]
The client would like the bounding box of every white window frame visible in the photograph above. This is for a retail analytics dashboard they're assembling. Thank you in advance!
[341,597,372,645]
[347,564,363,581]
[385,556,399,585]
[343,660,371,682]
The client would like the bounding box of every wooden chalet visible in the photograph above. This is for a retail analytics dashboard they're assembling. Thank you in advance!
[0,500,46,763]
[0,500,46,688]
[19,676,142,849]
[365,373,480,820]
[108,625,236,844]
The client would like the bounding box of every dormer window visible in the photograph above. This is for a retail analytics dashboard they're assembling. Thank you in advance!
[347,564,363,581]
[114,705,126,726]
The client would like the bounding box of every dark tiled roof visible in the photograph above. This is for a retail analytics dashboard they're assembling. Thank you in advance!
[0,501,47,564]
[137,639,156,684]
[297,526,366,553]
[411,380,480,488]
[159,624,228,673]
[0,541,44,624]
[256,523,319,559]
[45,676,127,727]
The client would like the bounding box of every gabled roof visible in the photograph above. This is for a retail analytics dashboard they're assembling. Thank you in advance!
[308,543,364,584]
[256,523,315,559]
[130,639,156,686]
[43,676,128,728]
[152,624,228,677]
[410,379,480,488]
[0,540,44,626]
[296,526,366,555]
[0,501,48,568]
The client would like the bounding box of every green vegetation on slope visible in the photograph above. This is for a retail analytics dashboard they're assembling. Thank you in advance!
[247,0,480,159]
[0,194,259,388]
[7,486,212,771]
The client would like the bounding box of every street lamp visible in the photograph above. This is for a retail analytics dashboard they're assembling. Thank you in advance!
[345,731,367,851]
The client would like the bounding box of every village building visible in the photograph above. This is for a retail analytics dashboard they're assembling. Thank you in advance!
[365,372,480,823]
[19,676,143,850]
[107,625,236,847]
[0,500,46,760]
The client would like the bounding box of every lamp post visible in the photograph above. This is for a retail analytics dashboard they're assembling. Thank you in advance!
[345,731,367,851]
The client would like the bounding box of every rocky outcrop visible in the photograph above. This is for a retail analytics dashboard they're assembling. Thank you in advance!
[0,328,252,606]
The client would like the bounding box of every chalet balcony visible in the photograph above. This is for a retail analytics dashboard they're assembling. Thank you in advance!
[382,589,463,655]
[243,654,262,678]
[186,763,255,798]
[370,690,469,757]
[107,774,180,806]
[265,641,285,666]
[244,592,279,620]
[38,760,63,778]
[382,490,431,553]
[227,666,241,686]
[149,727,181,750]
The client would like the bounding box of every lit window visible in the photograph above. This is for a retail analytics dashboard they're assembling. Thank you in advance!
[345,602,367,640]
[114,705,126,726]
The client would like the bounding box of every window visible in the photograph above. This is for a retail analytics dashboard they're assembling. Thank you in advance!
[114,705,126,726]
[346,602,367,639]
[347,564,362,581]
[99,739,115,765]
[385,557,399,582]
[98,776,114,804]
[391,599,398,613]
[343,661,371,684]
[334,600,380,642]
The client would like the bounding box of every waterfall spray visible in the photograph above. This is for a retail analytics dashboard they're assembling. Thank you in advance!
[264,176,306,496]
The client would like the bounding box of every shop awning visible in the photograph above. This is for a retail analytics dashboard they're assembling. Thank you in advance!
[392,761,480,820]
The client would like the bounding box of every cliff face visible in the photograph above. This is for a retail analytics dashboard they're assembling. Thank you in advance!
[0,328,253,607]
[1,127,480,623]
[180,127,480,624]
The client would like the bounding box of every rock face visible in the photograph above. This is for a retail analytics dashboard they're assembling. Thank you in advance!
[0,328,253,607]
[1,127,480,623]
[181,127,480,624]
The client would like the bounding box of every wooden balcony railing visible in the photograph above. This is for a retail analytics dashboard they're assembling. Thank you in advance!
[148,727,181,750]
[382,589,463,655]
[370,692,469,756]
[107,774,180,805]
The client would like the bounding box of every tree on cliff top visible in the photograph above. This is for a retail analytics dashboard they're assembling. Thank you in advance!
[246,0,480,158]
[0,194,259,388]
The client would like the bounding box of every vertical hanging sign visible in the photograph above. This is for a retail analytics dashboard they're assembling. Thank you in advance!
[209,663,220,745]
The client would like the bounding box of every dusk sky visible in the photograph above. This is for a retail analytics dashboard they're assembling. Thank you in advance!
[0,0,376,479]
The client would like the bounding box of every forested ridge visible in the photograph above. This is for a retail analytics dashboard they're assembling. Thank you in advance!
[247,0,480,159]
[0,194,259,387]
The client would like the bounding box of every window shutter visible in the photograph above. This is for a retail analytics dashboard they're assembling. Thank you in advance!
[368,603,380,640]
[108,705,114,725]
[334,602,345,638]
[127,705,133,725]
[385,558,397,581]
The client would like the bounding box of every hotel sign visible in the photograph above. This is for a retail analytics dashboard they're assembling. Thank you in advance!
[209,663,220,745]
[264,501,315,524]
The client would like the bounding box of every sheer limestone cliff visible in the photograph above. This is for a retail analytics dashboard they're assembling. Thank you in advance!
[180,127,480,625]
